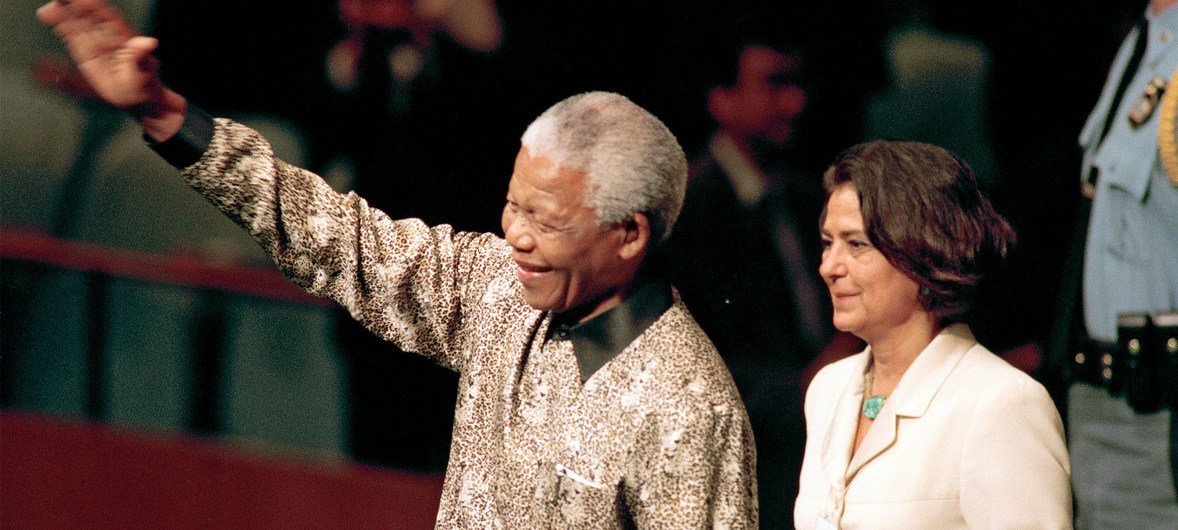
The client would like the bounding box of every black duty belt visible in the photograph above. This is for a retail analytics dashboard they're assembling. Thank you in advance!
[1070,310,1178,413]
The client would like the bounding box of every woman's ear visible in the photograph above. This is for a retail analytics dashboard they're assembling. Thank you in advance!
[618,212,651,261]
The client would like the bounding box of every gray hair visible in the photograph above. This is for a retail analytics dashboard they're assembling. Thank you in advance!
[520,91,688,243]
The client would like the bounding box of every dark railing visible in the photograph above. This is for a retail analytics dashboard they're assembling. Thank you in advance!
[0,226,332,432]
[1,227,446,528]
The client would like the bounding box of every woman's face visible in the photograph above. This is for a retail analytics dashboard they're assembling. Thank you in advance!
[819,183,925,344]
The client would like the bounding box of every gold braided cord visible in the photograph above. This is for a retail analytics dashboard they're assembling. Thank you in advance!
[1158,64,1178,186]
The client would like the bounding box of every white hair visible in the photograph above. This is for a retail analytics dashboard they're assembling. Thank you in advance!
[520,91,688,243]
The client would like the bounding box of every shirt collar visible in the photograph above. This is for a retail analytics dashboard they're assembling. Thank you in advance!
[549,275,673,383]
[709,132,770,208]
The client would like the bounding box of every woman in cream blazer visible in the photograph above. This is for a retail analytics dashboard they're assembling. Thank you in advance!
[794,141,1071,529]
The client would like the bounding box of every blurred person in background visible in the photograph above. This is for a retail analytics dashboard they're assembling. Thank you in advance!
[661,36,860,529]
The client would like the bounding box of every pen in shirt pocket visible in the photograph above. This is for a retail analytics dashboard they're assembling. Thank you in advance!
[555,463,604,489]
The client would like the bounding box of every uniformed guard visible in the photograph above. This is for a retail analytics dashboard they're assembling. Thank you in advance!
[1053,2,1178,527]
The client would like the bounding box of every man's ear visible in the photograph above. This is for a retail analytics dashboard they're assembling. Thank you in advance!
[618,212,650,261]
[707,86,731,124]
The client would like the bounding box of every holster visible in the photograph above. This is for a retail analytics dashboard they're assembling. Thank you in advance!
[1150,311,1178,411]
[1071,310,1178,414]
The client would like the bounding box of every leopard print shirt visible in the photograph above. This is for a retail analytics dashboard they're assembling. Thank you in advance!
[180,119,758,528]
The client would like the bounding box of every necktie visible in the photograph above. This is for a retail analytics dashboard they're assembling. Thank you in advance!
[760,187,829,352]
[1085,17,1149,198]
[1098,17,1150,148]
[1073,17,1149,340]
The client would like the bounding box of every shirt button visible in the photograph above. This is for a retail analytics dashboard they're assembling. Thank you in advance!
[1161,31,1173,44]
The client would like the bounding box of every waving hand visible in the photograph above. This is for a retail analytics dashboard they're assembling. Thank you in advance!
[37,0,186,140]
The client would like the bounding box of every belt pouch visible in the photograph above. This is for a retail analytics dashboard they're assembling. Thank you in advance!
[1121,312,1164,412]
[1149,311,1178,409]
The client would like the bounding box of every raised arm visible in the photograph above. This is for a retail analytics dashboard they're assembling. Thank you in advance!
[37,0,185,140]
[37,0,503,372]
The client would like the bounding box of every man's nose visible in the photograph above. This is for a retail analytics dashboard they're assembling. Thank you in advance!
[504,216,534,251]
[777,85,806,118]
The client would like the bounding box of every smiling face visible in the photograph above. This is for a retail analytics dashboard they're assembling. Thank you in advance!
[501,147,636,321]
[819,183,927,344]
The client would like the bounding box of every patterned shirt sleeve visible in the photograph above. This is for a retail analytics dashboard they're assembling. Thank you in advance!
[179,118,504,371]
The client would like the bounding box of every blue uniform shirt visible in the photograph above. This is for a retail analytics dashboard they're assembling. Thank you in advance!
[1079,6,1178,341]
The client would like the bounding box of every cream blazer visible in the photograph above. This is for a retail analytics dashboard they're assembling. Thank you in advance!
[794,324,1072,529]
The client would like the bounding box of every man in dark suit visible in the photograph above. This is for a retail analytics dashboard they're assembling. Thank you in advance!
[662,39,847,529]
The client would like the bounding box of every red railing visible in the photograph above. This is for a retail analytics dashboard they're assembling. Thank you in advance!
[0,226,331,307]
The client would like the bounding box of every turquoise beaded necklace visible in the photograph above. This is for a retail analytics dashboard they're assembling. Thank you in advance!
[862,367,886,420]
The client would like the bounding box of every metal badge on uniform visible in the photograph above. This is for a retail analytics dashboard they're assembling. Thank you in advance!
[1128,77,1167,128]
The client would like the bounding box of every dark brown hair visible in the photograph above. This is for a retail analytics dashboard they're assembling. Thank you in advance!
[821,140,1015,324]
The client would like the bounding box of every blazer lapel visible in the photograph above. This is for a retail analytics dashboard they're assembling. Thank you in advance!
[821,352,871,487]
[846,397,897,478]
[845,325,976,479]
